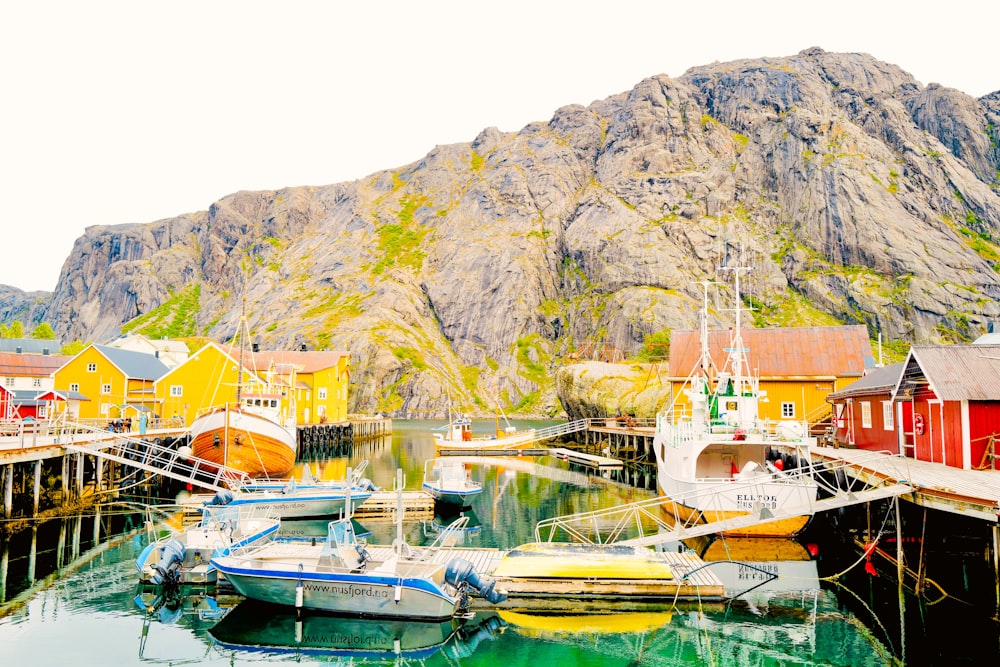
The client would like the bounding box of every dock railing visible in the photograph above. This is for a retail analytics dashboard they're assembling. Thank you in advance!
[60,421,250,493]
[533,450,913,547]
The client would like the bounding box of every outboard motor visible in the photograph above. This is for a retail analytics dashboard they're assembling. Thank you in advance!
[444,558,506,604]
[151,539,186,585]
[205,489,234,506]
[357,478,380,492]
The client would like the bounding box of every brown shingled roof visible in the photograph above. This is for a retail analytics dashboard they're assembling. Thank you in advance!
[0,352,68,376]
[668,325,873,378]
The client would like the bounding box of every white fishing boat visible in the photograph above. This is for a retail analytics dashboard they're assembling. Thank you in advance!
[135,504,279,585]
[421,458,482,507]
[210,469,506,620]
[652,271,819,537]
[432,410,535,451]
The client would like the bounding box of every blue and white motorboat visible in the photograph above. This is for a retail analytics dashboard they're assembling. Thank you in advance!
[136,504,279,585]
[239,460,380,494]
[202,463,376,519]
[211,470,506,620]
[204,484,373,519]
[422,458,482,507]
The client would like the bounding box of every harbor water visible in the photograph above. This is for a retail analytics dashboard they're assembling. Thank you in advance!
[1,419,998,665]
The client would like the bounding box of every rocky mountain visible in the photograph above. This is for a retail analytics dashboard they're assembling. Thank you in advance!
[5,48,1000,418]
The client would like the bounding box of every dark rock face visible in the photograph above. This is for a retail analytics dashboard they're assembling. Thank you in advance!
[12,49,1000,418]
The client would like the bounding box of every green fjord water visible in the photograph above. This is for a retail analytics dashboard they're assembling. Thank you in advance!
[1,420,996,665]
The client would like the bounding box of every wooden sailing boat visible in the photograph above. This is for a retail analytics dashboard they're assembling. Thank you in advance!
[189,303,298,477]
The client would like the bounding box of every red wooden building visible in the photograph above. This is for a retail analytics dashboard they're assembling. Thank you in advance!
[827,362,906,454]
[0,384,14,420]
[892,344,1000,470]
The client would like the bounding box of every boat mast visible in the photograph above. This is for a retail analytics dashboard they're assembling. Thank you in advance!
[697,280,714,379]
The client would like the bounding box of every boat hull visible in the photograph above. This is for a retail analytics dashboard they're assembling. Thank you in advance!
[656,483,813,538]
[212,557,459,620]
[654,432,817,538]
[223,490,372,519]
[422,485,482,506]
[432,432,537,451]
[190,406,297,477]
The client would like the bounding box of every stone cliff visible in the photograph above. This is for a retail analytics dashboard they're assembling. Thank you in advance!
[5,49,1000,418]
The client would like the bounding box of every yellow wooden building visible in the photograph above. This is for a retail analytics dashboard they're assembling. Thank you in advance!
[666,325,874,427]
[153,342,254,426]
[237,348,351,425]
[154,343,351,427]
[53,344,171,421]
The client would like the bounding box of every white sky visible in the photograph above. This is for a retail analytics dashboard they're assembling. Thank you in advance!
[2,1,997,292]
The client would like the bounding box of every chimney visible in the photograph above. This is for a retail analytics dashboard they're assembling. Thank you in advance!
[15,346,22,354]
[43,348,49,355]
[155,350,160,358]
[253,343,260,352]
[300,344,307,352]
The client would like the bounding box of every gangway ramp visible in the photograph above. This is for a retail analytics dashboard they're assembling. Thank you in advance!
[534,452,913,547]
[436,419,590,452]
[61,423,249,493]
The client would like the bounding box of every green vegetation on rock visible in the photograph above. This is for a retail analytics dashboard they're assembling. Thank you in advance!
[121,283,201,339]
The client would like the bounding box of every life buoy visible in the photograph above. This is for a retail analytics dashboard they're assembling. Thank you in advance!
[913,413,925,436]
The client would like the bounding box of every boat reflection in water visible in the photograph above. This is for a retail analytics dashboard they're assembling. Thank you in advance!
[499,609,674,637]
[423,508,482,546]
[696,537,820,603]
[134,585,233,626]
[208,600,506,660]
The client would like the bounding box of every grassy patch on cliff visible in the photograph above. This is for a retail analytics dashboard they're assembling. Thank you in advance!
[370,194,432,276]
[752,290,844,327]
[122,283,201,338]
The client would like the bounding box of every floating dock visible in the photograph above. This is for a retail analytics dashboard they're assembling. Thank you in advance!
[361,544,725,605]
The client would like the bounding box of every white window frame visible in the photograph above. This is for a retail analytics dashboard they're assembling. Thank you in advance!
[861,401,872,428]
[5,377,15,387]
[318,387,327,400]
[87,363,97,372]
[882,401,894,431]
[69,383,79,392]
[170,385,183,397]
[32,377,42,387]
[101,383,112,395]
[781,402,795,418]
[37,405,47,419]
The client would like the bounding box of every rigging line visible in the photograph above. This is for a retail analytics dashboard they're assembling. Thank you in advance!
[823,578,900,661]
[820,496,896,583]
